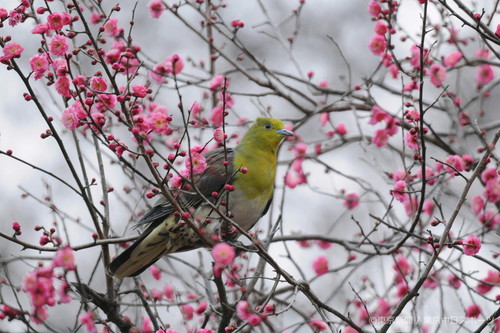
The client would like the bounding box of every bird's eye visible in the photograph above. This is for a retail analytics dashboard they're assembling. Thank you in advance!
[264,123,272,129]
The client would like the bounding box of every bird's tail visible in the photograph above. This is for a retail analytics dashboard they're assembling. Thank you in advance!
[107,215,195,278]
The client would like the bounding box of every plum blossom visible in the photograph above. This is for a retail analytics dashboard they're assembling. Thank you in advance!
[104,17,121,37]
[465,304,481,318]
[343,192,360,210]
[444,51,462,67]
[475,64,494,87]
[429,63,446,87]
[49,35,69,56]
[185,152,207,174]
[90,76,108,92]
[391,180,407,202]
[52,246,75,270]
[404,130,419,150]
[312,256,329,276]
[462,235,481,256]
[368,35,387,55]
[470,195,485,214]
[367,0,382,17]
[309,319,328,331]
[476,270,500,294]
[2,42,24,60]
[209,105,224,127]
[29,54,49,80]
[79,311,97,333]
[212,243,235,266]
[148,0,166,18]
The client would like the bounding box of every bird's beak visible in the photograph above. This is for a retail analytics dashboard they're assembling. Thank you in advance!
[277,129,293,136]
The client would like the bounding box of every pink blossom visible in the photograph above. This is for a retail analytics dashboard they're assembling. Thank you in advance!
[285,169,307,189]
[231,19,245,28]
[471,195,485,214]
[209,105,224,127]
[448,274,461,289]
[185,152,207,174]
[391,169,406,182]
[149,265,162,280]
[417,166,437,185]
[403,195,418,217]
[403,80,419,92]
[29,54,49,80]
[319,112,330,126]
[104,17,120,37]
[484,177,500,203]
[335,123,347,135]
[47,12,64,30]
[476,270,500,294]
[369,106,388,124]
[61,106,82,130]
[190,101,203,118]
[49,35,69,56]
[423,271,439,289]
[236,300,251,320]
[141,316,153,333]
[247,314,262,326]
[405,109,420,123]
[478,210,499,229]
[57,281,72,303]
[422,199,434,216]
[2,42,24,60]
[167,54,184,75]
[196,301,208,315]
[309,318,328,331]
[389,64,399,78]
[374,21,388,35]
[391,180,407,202]
[90,76,108,92]
[465,304,481,318]
[317,240,332,249]
[444,155,465,176]
[55,76,72,98]
[317,80,328,88]
[429,63,446,87]
[211,243,235,266]
[462,234,481,256]
[475,49,489,59]
[163,284,175,301]
[444,51,462,67]
[52,246,75,270]
[481,168,498,183]
[180,304,194,320]
[372,129,390,147]
[209,74,225,91]
[375,298,391,317]
[476,64,495,86]
[496,24,500,37]
[404,131,419,150]
[148,0,166,18]
[8,10,21,27]
[150,63,170,84]
[149,112,170,134]
[52,58,68,76]
[213,128,226,144]
[343,192,360,210]
[132,84,148,97]
[0,8,7,19]
[32,23,49,34]
[312,256,329,276]
[368,34,387,55]
[79,311,97,333]
[367,0,382,17]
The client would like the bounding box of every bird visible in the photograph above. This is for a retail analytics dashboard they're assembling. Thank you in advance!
[107,117,293,278]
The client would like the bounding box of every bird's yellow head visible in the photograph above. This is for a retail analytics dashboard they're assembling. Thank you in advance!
[240,118,293,152]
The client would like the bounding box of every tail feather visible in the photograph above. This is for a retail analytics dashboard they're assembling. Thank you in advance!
[107,215,194,278]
